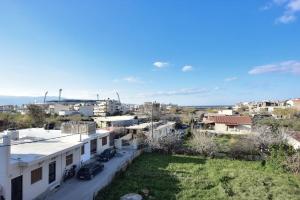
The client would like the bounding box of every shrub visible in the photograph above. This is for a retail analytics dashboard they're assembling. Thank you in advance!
[147,134,183,154]
[267,143,295,171]
[190,131,217,157]
[284,151,300,174]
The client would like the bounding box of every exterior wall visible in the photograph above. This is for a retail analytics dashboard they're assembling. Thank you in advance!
[214,123,251,133]
[153,123,176,141]
[97,136,110,154]
[8,147,82,200]
[236,125,251,132]
[1,133,110,200]
[78,105,94,117]
[80,141,91,163]
[218,110,233,115]
[214,123,228,132]
[0,136,10,200]
[48,104,71,115]
[93,100,121,116]
[95,119,137,129]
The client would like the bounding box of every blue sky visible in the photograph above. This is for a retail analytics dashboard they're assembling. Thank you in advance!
[0,0,300,105]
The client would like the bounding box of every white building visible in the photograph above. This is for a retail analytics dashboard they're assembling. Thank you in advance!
[287,99,300,111]
[114,121,176,149]
[48,104,71,115]
[93,99,121,117]
[0,123,111,200]
[73,104,94,117]
[142,102,160,120]
[218,109,233,115]
[93,115,138,129]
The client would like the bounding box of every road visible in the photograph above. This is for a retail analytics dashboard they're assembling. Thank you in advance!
[46,149,140,200]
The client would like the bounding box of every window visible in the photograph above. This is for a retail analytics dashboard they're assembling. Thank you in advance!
[31,167,42,184]
[49,161,56,184]
[81,145,85,155]
[90,139,97,154]
[102,136,107,146]
[66,154,73,166]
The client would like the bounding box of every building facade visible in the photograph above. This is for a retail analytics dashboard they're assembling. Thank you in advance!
[0,122,110,200]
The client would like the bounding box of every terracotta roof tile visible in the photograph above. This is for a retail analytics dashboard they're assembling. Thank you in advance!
[213,116,252,125]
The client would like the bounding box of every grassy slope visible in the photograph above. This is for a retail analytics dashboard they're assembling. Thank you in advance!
[97,153,300,200]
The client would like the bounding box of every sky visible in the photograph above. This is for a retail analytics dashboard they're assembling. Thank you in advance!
[0,0,300,105]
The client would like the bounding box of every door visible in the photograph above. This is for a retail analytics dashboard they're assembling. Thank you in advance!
[90,139,97,154]
[11,175,23,200]
[49,161,56,184]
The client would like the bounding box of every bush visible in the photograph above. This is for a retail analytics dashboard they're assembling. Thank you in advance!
[284,151,300,174]
[267,143,295,171]
[190,131,217,157]
[147,134,183,154]
[229,137,258,160]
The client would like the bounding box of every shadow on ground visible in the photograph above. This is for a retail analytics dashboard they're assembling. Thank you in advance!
[96,153,206,200]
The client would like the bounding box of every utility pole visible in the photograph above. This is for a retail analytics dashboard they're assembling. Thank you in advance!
[151,101,154,139]
[58,89,62,102]
[43,91,48,104]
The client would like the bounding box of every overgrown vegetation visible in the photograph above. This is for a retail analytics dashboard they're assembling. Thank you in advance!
[0,105,92,131]
[255,117,300,131]
[97,153,300,200]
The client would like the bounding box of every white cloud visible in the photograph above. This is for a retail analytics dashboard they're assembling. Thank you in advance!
[153,61,169,68]
[123,76,143,83]
[248,60,300,75]
[182,65,193,72]
[224,77,238,82]
[139,88,211,97]
[113,76,143,83]
[276,14,296,23]
[266,0,300,24]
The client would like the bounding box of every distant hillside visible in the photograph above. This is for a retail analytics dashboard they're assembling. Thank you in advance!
[0,96,59,105]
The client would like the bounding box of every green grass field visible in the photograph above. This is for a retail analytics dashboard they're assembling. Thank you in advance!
[97,153,300,200]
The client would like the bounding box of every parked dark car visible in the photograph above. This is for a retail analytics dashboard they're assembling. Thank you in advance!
[96,148,116,162]
[77,162,104,180]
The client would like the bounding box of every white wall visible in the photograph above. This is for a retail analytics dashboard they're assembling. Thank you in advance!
[0,136,10,200]
[8,147,82,200]
[80,142,91,163]
[215,123,228,132]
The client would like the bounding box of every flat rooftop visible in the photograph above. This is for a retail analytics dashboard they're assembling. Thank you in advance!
[0,128,110,165]
[93,115,136,122]
[127,121,175,130]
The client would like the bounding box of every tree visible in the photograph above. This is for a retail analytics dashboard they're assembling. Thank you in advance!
[27,104,46,127]
[190,130,217,156]
[250,126,286,156]
[146,133,183,154]
[273,108,298,119]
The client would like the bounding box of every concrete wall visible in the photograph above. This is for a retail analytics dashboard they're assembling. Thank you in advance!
[9,147,82,200]
[214,123,228,132]
[215,123,251,133]
[0,136,10,200]
[95,119,137,129]
[3,134,110,200]
[78,106,94,117]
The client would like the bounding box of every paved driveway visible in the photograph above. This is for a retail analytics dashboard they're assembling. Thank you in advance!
[46,149,140,200]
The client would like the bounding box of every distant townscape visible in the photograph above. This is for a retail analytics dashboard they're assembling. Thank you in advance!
[1,95,300,200]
